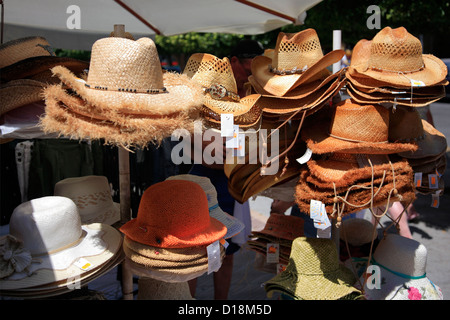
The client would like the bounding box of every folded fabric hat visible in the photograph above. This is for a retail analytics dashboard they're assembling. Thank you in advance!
[264,237,361,300]
[166,174,245,239]
[183,53,262,129]
[301,99,419,154]
[53,175,120,226]
[0,196,123,290]
[119,180,227,248]
[361,233,443,300]
[251,29,344,96]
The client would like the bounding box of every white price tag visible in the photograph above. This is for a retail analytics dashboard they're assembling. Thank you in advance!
[296,147,312,164]
[310,199,323,221]
[428,174,439,189]
[225,125,240,148]
[74,258,93,271]
[414,172,423,188]
[276,263,287,274]
[233,133,245,157]
[410,79,425,87]
[266,243,280,264]
[221,114,234,137]
[207,240,222,274]
[431,191,442,208]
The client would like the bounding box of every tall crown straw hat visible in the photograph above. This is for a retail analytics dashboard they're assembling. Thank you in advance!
[251,29,344,96]
[183,53,262,129]
[53,175,120,226]
[119,180,227,248]
[353,27,448,87]
[49,36,203,116]
[166,174,245,239]
[0,196,123,290]
[361,234,443,300]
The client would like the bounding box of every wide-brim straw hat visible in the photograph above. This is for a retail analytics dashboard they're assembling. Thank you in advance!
[120,180,227,248]
[51,37,203,116]
[41,84,200,148]
[352,27,448,87]
[301,99,419,154]
[0,79,46,116]
[361,234,443,300]
[264,237,361,300]
[0,196,123,290]
[251,29,344,97]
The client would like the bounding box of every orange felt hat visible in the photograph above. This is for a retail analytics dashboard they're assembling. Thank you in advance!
[120,180,227,248]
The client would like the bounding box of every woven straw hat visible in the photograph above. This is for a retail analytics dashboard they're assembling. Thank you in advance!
[166,174,245,239]
[361,234,443,300]
[51,37,203,116]
[251,214,305,241]
[353,27,447,87]
[301,99,419,154]
[53,175,120,226]
[137,277,194,300]
[0,36,54,68]
[251,29,344,96]
[0,196,122,290]
[0,79,45,116]
[264,237,361,300]
[119,180,227,248]
[340,218,377,246]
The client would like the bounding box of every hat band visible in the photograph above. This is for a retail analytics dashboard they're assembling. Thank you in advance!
[204,84,240,102]
[84,83,167,94]
[371,257,426,280]
[32,230,87,257]
[268,64,308,75]
[368,64,425,74]
[328,133,388,144]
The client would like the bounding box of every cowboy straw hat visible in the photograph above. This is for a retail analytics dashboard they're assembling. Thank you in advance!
[0,79,46,116]
[50,37,203,116]
[0,196,123,290]
[251,29,344,97]
[250,213,305,241]
[0,36,55,68]
[264,237,361,300]
[352,27,448,87]
[361,234,443,300]
[119,180,227,248]
[53,175,120,226]
[301,99,419,154]
[166,174,245,239]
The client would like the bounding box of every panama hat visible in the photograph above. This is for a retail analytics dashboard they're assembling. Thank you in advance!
[301,99,419,154]
[119,180,227,248]
[0,196,122,290]
[166,174,245,239]
[51,36,203,116]
[54,175,120,226]
[353,27,447,87]
[361,234,443,300]
[264,237,361,300]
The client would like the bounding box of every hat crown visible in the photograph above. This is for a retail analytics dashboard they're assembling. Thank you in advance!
[367,27,424,73]
[273,29,324,70]
[54,175,114,224]
[0,36,54,68]
[9,196,82,255]
[389,106,424,142]
[373,234,427,278]
[166,174,219,207]
[86,37,164,90]
[330,99,389,143]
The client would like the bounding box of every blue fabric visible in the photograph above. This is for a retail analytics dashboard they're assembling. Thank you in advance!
[290,204,317,238]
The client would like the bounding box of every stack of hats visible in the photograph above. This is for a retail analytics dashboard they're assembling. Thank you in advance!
[345,27,448,107]
[119,179,228,298]
[40,36,204,149]
[297,99,417,218]
[183,53,262,131]
[0,196,123,299]
[248,28,346,121]
[264,237,361,300]
[247,214,305,266]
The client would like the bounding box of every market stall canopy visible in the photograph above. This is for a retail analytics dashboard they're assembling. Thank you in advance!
[2,0,322,50]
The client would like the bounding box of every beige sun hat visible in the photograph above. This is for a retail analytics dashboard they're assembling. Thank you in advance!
[53,175,120,226]
[251,29,344,97]
[50,36,203,116]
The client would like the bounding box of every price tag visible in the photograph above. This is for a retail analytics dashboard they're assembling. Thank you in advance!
[226,125,240,148]
[414,172,422,187]
[277,263,287,274]
[74,258,93,271]
[296,147,312,164]
[428,174,439,189]
[266,243,279,263]
[310,199,323,221]
[207,240,222,274]
[410,79,425,87]
[220,238,229,249]
[221,114,234,137]
[233,133,245,157]
[431,190,442,208]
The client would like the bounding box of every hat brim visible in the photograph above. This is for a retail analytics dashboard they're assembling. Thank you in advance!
[0,79,45,116]
[204,93,261,117]
[51,65,203,116]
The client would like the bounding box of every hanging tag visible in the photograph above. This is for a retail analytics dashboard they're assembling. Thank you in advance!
[410,79,425,87]
[221,114,234,137]
[310,199,323,221]
[431,191,441,208]
[266,243,279,263]
[220,238,229,249]
[414,172,423,188]
[74,258,93,271]
[276,263,287,274]
[207,240,222,274]
[296,147,312,164]
[226,125,240,148]
[233,133,245,157]
[317,226,332,238]
[428,174,439,189]
[436,168,443,178]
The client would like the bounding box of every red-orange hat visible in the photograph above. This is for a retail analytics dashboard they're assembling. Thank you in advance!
[120,180,227,248]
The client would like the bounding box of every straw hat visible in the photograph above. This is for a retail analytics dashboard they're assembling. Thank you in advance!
[137,277,194,300]
[251,29,344,96]
[0,79,46,116]
[361,234,443,300]
[53,175,120,226]
[166,174,245,239]
[0,196,122,290]
[301,99,419,154]
[0,36,54,68]
[50,36,203,116]
[264,237,361,300]
[353,27,447,87]
[251,214,304,241]
[340,218,377,247]
[119,180,227,248]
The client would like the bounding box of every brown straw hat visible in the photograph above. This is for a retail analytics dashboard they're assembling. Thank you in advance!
[251,214,304,241]
[0,79,45,116]
[251,29,344,97]
[353,27,448,87]
[301,99,419,154]
[50,37,203,116]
